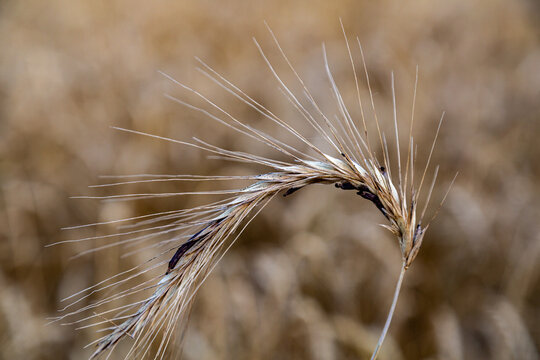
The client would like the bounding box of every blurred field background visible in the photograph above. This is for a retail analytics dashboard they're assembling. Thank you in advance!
[1,0,540,359]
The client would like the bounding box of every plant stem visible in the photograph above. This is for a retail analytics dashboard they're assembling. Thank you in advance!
[370,262,407,360]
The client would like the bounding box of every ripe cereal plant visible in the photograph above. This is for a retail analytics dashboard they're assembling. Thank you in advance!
[51,22,454,359]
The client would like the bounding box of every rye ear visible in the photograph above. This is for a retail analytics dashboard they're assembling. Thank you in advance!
[54,23,448,360]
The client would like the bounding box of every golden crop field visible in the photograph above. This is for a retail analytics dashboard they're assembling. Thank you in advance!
[1,0,539,359]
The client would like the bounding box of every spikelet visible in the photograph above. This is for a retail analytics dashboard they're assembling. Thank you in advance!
[54,22,451,359]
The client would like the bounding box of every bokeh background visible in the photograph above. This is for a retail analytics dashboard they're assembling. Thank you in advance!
[1,0,540,359]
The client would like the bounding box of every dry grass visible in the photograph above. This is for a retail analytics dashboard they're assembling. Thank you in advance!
[1,0,540,359]
[51,25,449,358]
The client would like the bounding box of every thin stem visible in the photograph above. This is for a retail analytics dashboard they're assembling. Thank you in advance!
[370,262,407,360]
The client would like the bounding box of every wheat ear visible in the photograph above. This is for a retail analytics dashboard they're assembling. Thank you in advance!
[55,24,449,359]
